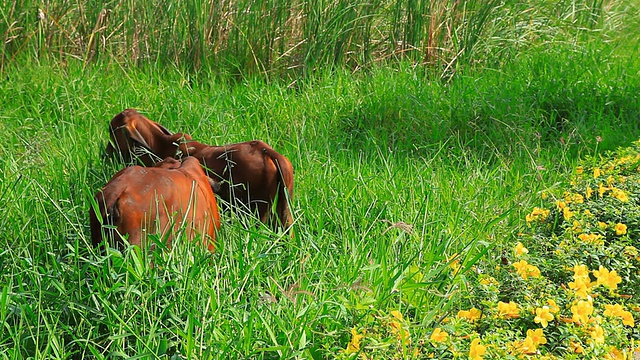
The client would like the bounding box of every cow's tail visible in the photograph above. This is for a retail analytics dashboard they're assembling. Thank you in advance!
[270,151,294,235]
[89,190,120,249]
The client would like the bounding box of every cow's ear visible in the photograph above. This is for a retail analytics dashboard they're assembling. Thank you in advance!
[125,124,151,149]
[178,140,197,156]
[155,122,174,136]
[170,133,192,143]
[208,177,221,193]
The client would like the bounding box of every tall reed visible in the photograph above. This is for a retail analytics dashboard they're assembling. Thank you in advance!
[1,0,628,77]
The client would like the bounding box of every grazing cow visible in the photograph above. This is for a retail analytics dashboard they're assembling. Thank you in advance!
[104,109,295,232]
[105,108,189,166]
[90,157,220,251]
[177,139,295,231]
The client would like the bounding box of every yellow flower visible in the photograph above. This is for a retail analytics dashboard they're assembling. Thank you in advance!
[513,260,528,278]
[624,246,638,259]
[585,186,593,199]
[447,253,461,275]
[514,242,529,256]
[590,324,605,345]
[563,206,574,220]
[546,299,560,313]
[593,266,622,290]
[519,336,538,355]
[389,310,410,345]
[534,306,555,328]
[611,188,629,202]
[570,341,584,354]
[526,207,550,223]
[469,338,486,360]
[571,193,584,203]
[598,221,608,230]
[605,347,626,360]
[518,328,547,354]
[556,200,566,210]
[603,304,635,327]
[497,301,520,319]
[571,299,594,324]
[458,308,482,322]
[479,276,497,286]
[527,264,541,278]
[391,310,404,320]
[614,223,627,236]
[598,183,609,197]
[568,277,593,298]
[578,233,604,245]
[576,166,584,174]
[572,264,590,280]
[527,328,547,346]
[450,261,461,275]
[513,260,541,280]
[604,303,625,317]
[594,168,602,178]
[621,311,635,327]
[533,207,549,216]
[430,327,448,343]
[344,327,364,354]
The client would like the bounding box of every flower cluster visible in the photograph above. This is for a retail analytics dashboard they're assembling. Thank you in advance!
[442,141,640,358]
[526,207,550,224]
[335,141,640,359]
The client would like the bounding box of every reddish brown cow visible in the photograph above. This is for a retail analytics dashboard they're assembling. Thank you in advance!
[104,109,295,232]
[90,157,220,251]
[177,139,294,231]
[106,108,189,166]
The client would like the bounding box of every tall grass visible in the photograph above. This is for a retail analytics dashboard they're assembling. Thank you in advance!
[2,0,635,77]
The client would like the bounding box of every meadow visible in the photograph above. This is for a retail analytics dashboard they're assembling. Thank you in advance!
[1,0,640,358]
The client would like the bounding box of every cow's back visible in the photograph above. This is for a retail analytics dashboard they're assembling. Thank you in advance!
[90,158,219,250]
[180,140,294,231]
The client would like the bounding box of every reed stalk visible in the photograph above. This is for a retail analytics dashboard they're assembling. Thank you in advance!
[1,0,628,77]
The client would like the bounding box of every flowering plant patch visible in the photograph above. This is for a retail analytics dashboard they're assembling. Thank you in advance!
[335,141,640,359]
[440,142,640,359]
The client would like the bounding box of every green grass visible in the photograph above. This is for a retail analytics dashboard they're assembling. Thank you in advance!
[2,40,640,357]
[1,1,640,357]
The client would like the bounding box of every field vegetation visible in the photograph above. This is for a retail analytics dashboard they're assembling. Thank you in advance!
[1,0,640,358]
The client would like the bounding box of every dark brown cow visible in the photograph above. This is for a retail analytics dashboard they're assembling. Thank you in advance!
[177,139,294,231]
[104,109,295,232]
[106,108,190,166]
[90,157,220,251]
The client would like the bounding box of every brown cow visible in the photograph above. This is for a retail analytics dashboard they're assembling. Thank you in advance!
[90,157,221,251]
[106,108,189,166]
[104,109,295,232]
[177,139,294,231]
